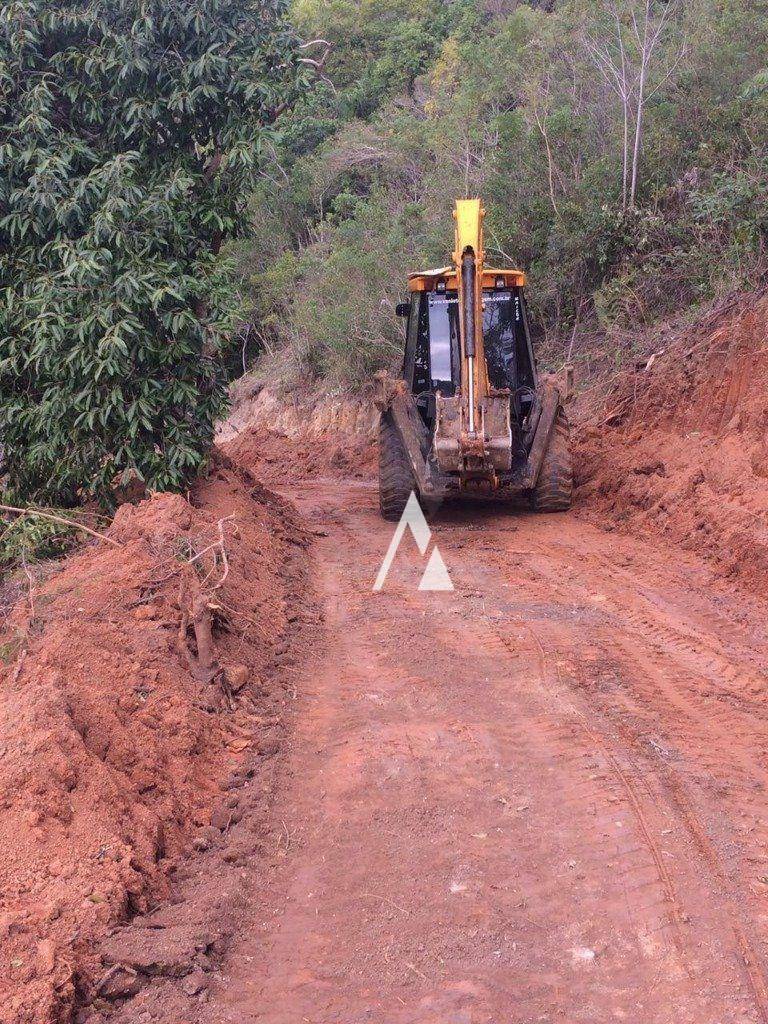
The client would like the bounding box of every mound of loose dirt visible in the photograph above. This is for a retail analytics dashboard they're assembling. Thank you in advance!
[576,291,768,593]
[0,454,310,1023]
[225,427,377,487]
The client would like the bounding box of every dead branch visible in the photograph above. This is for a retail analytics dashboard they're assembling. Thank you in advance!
[212,517,230,590]
[188,514,233,590]
[0,504,121,547]
[263,139,290,184]
[297,38,332,68]
[485,226,518,266]
[177,575,218,682]
[525,69,562,218]
[566,297,591,364]
[190,589,216,673]
[176,515,235,684]
[296,37,336,93]
[187,540,220,564]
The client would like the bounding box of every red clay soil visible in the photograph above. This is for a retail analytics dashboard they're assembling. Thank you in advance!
[112,476,768,1024]
[224,426,377,488]
[576,291,768,593]
[8,292,768,1024]
[0,455,310,1024]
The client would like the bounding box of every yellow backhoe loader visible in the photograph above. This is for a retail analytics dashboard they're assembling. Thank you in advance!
[375,199,573,519]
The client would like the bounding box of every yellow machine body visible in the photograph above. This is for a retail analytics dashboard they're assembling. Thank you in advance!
[407,200,527,486]
[375,198,572,517]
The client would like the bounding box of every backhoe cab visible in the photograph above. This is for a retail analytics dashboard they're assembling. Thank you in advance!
[375,199,572,519]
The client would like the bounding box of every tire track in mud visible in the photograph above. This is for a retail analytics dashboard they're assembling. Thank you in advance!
[569,620,768,1020]
[536,547,768,848]
[190,483,768,1024]
[514,614,768,1021]
[421,509,768,1020]
[488,532,768,815]
[566,651,768,1023]
[429,613,697,1017]
[531,627,693,965]
[469,527,768,1022]
[663,770,768,1021]
[604,693,768,1024]
[484,615,692,964]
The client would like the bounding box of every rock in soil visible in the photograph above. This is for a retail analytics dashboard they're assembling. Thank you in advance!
[97,967,143,1001]
[181,971,209,997]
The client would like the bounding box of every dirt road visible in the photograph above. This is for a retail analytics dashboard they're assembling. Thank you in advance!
[197,478,768,1024]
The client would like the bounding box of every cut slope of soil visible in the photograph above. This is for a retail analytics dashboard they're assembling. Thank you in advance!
[217,380,377,446]
[218,381,378,487]
[576,291,768,593]
[225,426,377,487]
[0,454,309,1024]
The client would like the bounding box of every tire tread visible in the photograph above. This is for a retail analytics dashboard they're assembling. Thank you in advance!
[379,413,416,520]
[532,408,573,512]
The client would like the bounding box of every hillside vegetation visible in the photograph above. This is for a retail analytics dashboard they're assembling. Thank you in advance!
[242,0,768,390]
[1,0,766,536]
[0,0,301,506]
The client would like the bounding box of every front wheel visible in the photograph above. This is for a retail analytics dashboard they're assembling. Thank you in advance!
[378,411,417,521]
[532,407,573,511]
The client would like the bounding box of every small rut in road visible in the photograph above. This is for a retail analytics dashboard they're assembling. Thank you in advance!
[188,479,768,1024]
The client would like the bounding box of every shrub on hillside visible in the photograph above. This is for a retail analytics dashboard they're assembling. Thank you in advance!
[0,0,301,505]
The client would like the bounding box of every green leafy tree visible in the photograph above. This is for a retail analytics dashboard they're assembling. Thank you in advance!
[238,0,768,389]
[0,0,301,504]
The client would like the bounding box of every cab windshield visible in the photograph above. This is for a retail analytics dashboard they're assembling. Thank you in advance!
[408,287,534,397]
[426,293,459,392]
[483,291,518,389]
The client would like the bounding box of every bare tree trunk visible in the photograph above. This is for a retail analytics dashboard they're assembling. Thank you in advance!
[630,0,672,207]
[584,3,634,210]
[615,5,631,209]
[622,104,630,207]
[533,106,560,218]
[629,2,649,208]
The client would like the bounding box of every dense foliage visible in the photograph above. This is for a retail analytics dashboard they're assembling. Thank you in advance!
[0,0,300,504]
[242,0,768,388]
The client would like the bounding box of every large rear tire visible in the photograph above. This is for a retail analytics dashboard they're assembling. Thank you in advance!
[379,411,416,521]
[532,407,573,512]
